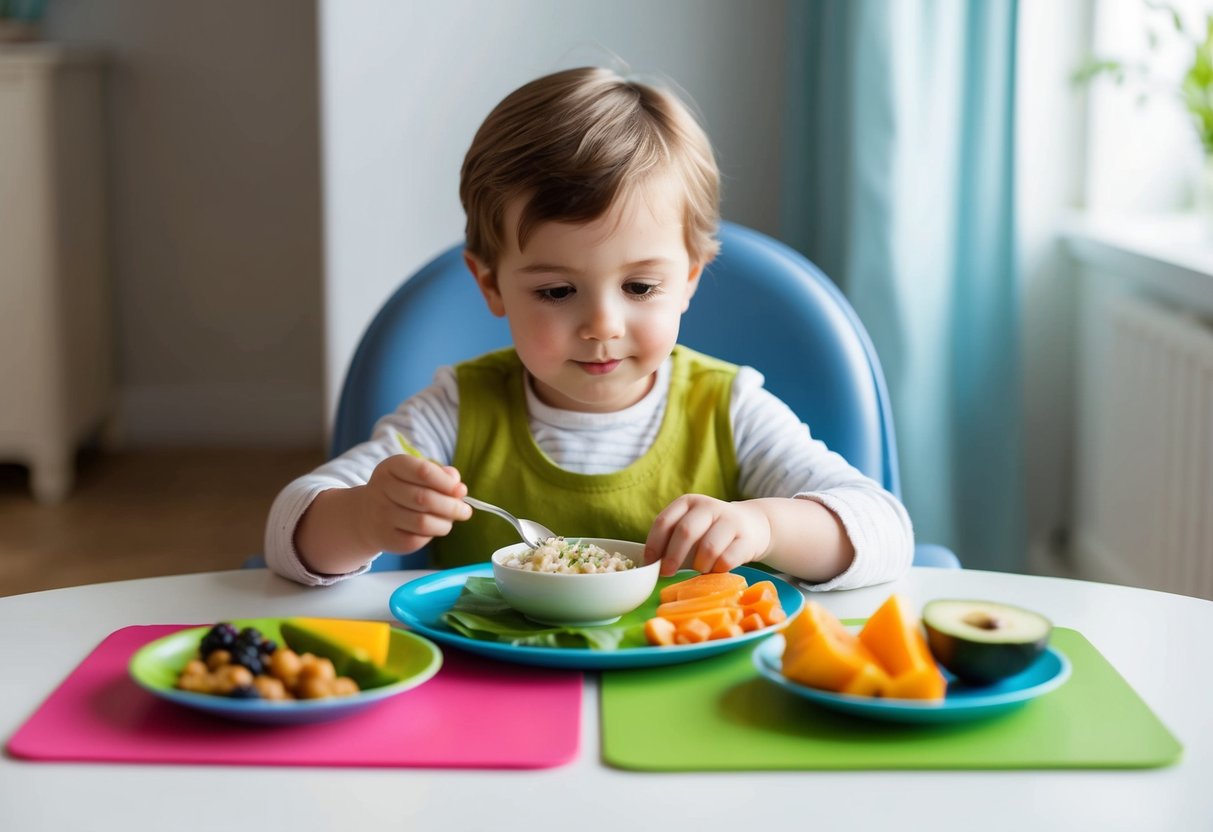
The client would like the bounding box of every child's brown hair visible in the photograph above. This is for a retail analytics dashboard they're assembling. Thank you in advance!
[460,67,720,268]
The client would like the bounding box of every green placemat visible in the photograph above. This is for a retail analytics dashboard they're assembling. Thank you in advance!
[600,628,1182,770]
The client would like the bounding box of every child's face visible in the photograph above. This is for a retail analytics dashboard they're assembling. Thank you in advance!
[467,176,702,413]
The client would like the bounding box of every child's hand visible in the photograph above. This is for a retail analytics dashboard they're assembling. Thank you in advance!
[353,454,472,555]
[644,494,773,577]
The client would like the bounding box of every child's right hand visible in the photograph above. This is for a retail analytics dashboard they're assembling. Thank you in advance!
[352,454,472,555]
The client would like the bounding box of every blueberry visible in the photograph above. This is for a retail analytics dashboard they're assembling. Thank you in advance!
[228,685,261,699]
[228,643,265,676]
[236,626,263,646]
[199,622,238,658]
[259,638,277,656]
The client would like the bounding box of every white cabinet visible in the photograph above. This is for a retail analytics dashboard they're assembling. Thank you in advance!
[0,45,112,503]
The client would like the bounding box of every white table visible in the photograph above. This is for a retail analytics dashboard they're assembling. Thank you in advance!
[2,567,1210,832]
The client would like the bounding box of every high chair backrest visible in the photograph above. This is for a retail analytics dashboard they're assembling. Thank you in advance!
[332,222,901,495]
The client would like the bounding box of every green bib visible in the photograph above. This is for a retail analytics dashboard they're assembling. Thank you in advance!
[427,345,742,568]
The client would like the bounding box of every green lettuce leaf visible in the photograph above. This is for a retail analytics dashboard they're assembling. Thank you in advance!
[441,577,654,650]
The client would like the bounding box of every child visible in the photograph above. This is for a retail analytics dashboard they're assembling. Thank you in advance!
[265,67,913,589]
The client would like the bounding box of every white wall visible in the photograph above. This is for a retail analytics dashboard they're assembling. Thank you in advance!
[318,0,790,421]
[43,0,326,447]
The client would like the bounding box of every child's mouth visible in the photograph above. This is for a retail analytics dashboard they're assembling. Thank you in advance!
[576,359,622,375]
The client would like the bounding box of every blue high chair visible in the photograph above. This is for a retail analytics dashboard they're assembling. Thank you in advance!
[257,222,958,571]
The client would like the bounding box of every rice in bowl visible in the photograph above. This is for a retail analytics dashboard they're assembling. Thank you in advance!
[500,537,637,574]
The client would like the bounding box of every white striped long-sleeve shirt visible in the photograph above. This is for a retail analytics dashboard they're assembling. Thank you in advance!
[265,358,914,589]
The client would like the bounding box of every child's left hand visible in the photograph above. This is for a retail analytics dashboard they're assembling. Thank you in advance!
[644,494,773,577]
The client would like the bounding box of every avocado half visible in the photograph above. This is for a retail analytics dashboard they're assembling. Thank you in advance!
[278,621,398,689]
[922,600,1051,686]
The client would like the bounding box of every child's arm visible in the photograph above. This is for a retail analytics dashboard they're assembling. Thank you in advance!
[642,369,912,586]
[294,454,471,575]
[264,369,465,584]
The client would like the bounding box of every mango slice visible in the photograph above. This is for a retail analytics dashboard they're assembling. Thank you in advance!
[287,617,390,665]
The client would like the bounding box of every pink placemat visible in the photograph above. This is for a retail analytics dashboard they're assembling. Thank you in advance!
[6,625,581,769]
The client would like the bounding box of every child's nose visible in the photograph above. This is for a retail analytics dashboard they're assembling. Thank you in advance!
[579,297,625,340]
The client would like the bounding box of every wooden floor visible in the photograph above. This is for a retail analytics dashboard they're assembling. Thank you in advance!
[0,447,325,597]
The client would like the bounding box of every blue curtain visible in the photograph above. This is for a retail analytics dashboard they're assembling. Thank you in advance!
[782,0,1025,573]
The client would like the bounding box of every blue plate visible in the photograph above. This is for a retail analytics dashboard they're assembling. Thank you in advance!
[129,618,443,725]
[752,635,1071,723]
[389,564,804,669]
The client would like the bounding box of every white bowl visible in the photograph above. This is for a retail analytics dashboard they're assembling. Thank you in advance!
[490,538,660,626]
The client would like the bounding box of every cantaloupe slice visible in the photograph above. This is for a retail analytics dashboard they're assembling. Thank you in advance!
[286,617,391,666]
[856,594,946,700]
[658,572,748,603]
[742,597,785,626]
[646,573,786,647]
[656,589,745,618]
[674,618,712,644]
[781,603,883,692]
[739,581,777,606]
[884,666,947,700]
[709,622,743,640]
[658,607,743,628]
[839,662,892,697]
[644,617,677,646]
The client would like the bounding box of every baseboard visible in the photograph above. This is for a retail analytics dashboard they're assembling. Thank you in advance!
[116,382,326,447]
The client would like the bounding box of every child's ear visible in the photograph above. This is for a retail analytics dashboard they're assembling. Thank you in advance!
[464,251,506,317]
[680,262,704,312]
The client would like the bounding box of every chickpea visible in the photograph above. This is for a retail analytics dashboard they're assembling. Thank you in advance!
[269,648,302,685]
[212,664,254,694]
[253,675,290,701]
[205,649,231,671]
[297,656,336,683]
[181,659,207,678]
[177,673,213,694]
[332,677,359,697]
[297,676,334,700]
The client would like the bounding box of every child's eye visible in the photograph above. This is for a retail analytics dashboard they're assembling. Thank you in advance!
[623,282,661,299]
[536,286,575,303]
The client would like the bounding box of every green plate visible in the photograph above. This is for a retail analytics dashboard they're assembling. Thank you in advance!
[129,618,442,724]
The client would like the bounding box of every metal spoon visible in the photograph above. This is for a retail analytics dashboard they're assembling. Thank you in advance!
[389,429,556,548]
[461,496,557,549]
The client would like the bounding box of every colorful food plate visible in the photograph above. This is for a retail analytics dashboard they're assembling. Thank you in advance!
[389,564,803,669]
[128,618,442,724]
[752,634,1071,724]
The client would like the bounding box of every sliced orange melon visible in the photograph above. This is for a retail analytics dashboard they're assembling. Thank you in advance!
[739,580,777,606]
[674,618,712,644]
[884,666,947,700]
[857,594,946,700]
[644,617,677,646]
[838,662,892,696]
[781,603,883,692]
[658,572,748,603]
[658,607,743,628]
[742,597,785,626]
[709,622,744,640]
[656,589,745,618]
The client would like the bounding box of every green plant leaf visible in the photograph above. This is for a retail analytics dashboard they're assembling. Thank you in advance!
[1071,55,1125,86]
[440,577,648,650]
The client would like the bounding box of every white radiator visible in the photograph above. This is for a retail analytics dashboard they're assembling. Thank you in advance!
[1074,292,1213,601]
